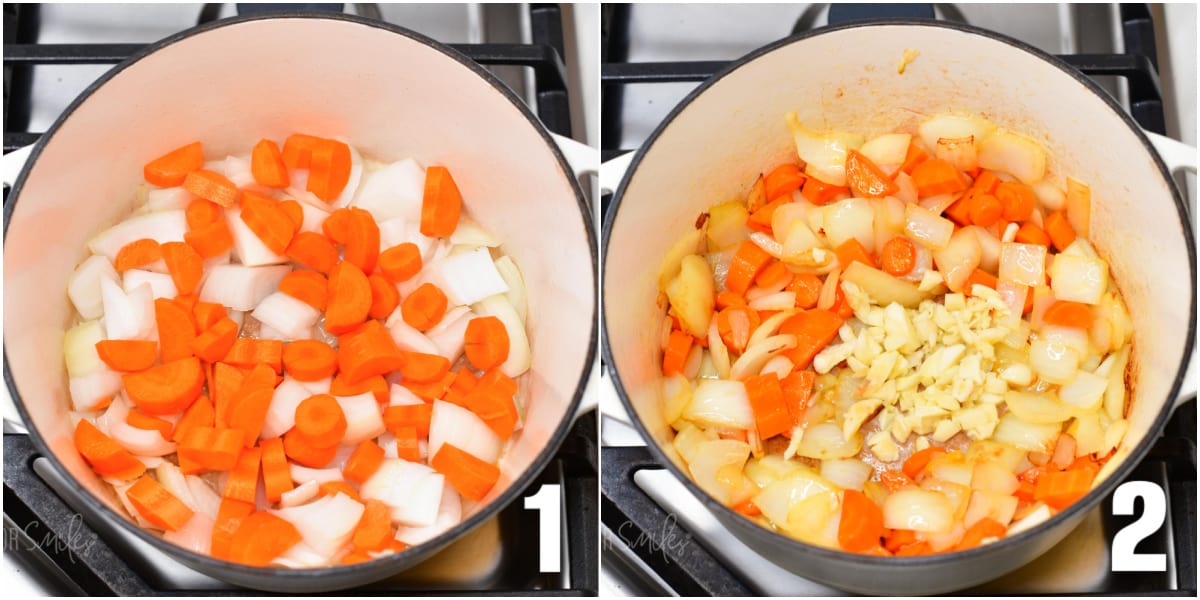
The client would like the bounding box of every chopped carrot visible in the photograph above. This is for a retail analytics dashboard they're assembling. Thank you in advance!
[225,363,277,445]
[838,490,885,552]
[732,499,761,517]
[125,409,173,442]
[211,498,255,560]
[1015,222,1051,247]
[378,243,423,283]
[222,446,261,503]
[1014,480,1037,504]
[279,200,304,235]
[394,425,421,462]
[192,301,227,332]
[400,370,457,401]
[956,517,1007,551]
[337,320,405,384]
[879,236,917,276]
[344,439,386,483]
[240,191,295,254]
[662,329,693,376]
[971,170,999,195]
[223,338,284,374]
[463,379,518,439]
[969,193,1003,227]
[431,443,499,501]
[282,427,338,468]
[95,339,158,372]
[368,274,400,320]
[325,262,372,334]
[322,207,352,244]
[114,238,163,272]
[160,241,204,296]
[463,316,510,371]
[282,340,338,382]
[755,260,792,289]
[743,374,791,439]
[174,293,199,312]
[285,231,339,274]
[1043,210,1077,252]
[845,150,899,198]
[173,394,213,444]
[479,368,519,398]
[834,238,875,269]
[228,512,302,567]
[177,426,243,473]
[763,163,806,201]
[186,199,223,230]
[801,177,849,205]
[383,404,433,438]
[910,158,967,198]
[191,317,238,363]
[292,394,347,448]
[183,169,240,207]
[780,370,815,427]
[331,373,389,404]
[74,420,146,479]
[353,499,394,551]
[281,133,322,169]
[250,138,290,188]
[787,273,823,309]
[779,309,844,370]
[443,368,479,406]
[259,436,293,502]
[1042,301,1094,330]
[278,269,329,311]
[746,196,790,234]
[122,357,203,415]
[894,541,932,556]
[884,528,919,553]
[830,285,854,319]
[995,181,1035,222]
[398,351,451,384]
[725,240,773,295]
[879,470,914,493]
[144,142,204,187]
[715,305,760,354]
[306,138,353,201]
[899,142,928,174]
[126,475,194,531]
[715,290,747,309]
[420,166,463,237]
[184,219,234,259]
[341,550,373,565]
[902,446,946,479]
[154,297,196,363]
[320,481,361,503]
[343,208,380,275]
[401,282,448,331]
[964,269,998,294]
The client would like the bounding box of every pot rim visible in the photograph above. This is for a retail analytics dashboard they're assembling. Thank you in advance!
[3,10,598,581]
[601,17,1196,569]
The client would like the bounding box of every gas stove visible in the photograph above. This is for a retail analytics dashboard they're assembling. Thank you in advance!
[599,3,1197,596]
[1,3,598,594]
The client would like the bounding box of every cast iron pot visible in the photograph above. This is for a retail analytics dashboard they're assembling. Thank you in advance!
[602,19,1195,596]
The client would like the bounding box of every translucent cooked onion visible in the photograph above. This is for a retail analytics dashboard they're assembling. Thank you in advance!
[163,513,214,555]
[1008,503,1052,535]
[672,423,715,464]
[842,262,931,309]
[785,490,841,547]
[998,242,1047,287]
[706,320,732,380]
[760,355,795,379]
[820,458,873,491]
[664,254,715,339]
[186,476,221,520]
[883,488,954,532]
[917,114,996,151]
[992,412,1060,452]
[963,490,1019,528]
[932,228,982,292]
[918,192,959,216]
[935,136,978,172]
[687,439,751,505]
[273,492,365,558]
[1058,370,1107,411]
[1032,180,1066,211]
[1004,390,1074,424]
[794,422,862,460]
[894,172,918,204]
[823,198,877,253]
[88,210,187,260]
[748,291,797,311]
[786,112,865,186]
[729,334,797,380]
[708,200,751,252]
[970,462,1019,495]
[684,379,755,430]
[978,128,1047,184]
[904,204,954,250]
[1048,253,1108,305]
[64,320,106,378]
[1065,177,1091,238]
[746,309,797,349]
[860,133,911,167]
[753,468,835,527]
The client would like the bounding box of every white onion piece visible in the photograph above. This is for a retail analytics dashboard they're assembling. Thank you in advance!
[998,243,1047,287]
[186,476,222,520]
[883,488,954,532]
[336,392,386,446]
[730,335,797,381]
[963,490,1019,529]
[1070,412,1105,456]
[472,294,531,377]
[770,202,808,242]
[978,128,1047,184]
[428,399,503,464]
[270,541,326,568]
[426,247,509,306]
[816,268,840,311]
[684,379,754,429]
[1051,434,1077,470]
[1048,253,1108,305]
[107,397,176,456]
[450,217,501,247]
[280,480,320,508]
[966,225,1002,274]
[389,383,425,407]
[425,306,474,362]
[224,204,288,267]
[163,513,214,555]
[842,263,931,309]
[68,255,119,320]
[251,292,322,340]
[1030,337,1081,385]
[860,132,911,166]
[69,368,123,411]
[872,196,906,247]
[64,320,106,378]
[199,264,290,311]
[992,412,1060,452]
[493,255,529,325]
[351,158,426,223]
[1059,370,1107,411]
[1008,503,1052,535]
[155,462,198,510]
[386,316,442,355]
[260,377,311,439]
[970,462,1019,495]
[823,198,876,253]
[122,269,177,300]
[682,345,704,380]
[222,155,255,188]
[293,197,329,233]
[795,422,862,460]
[395,485,462,546]
[88,210,187,259]
[707,319,732,380]
[272,492,365,557]
[1004,390,1073,424]
[687,439,751,505]
[378,218,437,263]
[760,355,795,379]
[917,192,959,216]
[935,136,978,172]
[917,114,996,151]
[748,291,796,311]
[899,243,933,283]
[290,464,344,485]
[102,278,156,341]
[145,186,195,212]
[820,458,872,491]
[904,204,954,250]
[785,112,864,186]
[299,376,332,396]
[330,140,364,209]
[932,228,982,293]
[1032,180,1066,212]
[360,459,445,526]
[894,172,918,205]
[1040,325,1090,362]
[1064,177,1091,238]
[753,469,835,527]
[746,309,797,350]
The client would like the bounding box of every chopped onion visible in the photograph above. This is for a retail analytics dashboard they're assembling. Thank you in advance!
[978,128,1047,184]
[122,269,177,300]
[429,400,503,464]
[472,294,531,377]
[1069,412,1104,456]
[823,198,877,253]
[1059,370,1107,411]
[186,476,221,520]
[748,291,796,311]
[1030,338,1080,385]
[1040,325,1090,359]
[730,334,796,381]
[330,141,364,209]
[883,488,954,532]
[770,201,808,241]
[69,368,123,411]
[251,291,322,339]
[917,114,996,151]
[395,485,462,546]
[272,492,364,557]
[1048,253,1108,305]
[860,133,911,166]
[493,255,529,324]
[686,439,751,505]
[378,217,437,262]
[425,307,474,362]
[337,392,387,445]
[450,216,501,248]
[64,320,106,378]
[785,489,840,547]
[1004,390,1074,424]
[708,200,751,251]
[658,228,705,290]
[998,242,1047,287]
[963,226,1001,274]
[918,192,959,216]
[426,247,509,306]
[145,186,195,212]
[820,458,872,491]
[760,355,795,379]
[1008,503,1052,535]
[102,278,156,341]
[842,261,932,308]
[682,344,704,380]
[929,457,974,487]
[386,316,441,355]
[155,462,198,511]
[894,172,918,204]
[221,155,255,188]
[199,264,290,311]
[1051,433,1077,470]
[706,319,732,380]
[672,424,714,464]
[68,255,119,320]
[785,112,864,186]
[1100,418,1129,456]
[1065,177,1091,238]
[1032,180,1066,211]
[963,490,1019,529]
[224,204,288,266]
[746,309,797,349]
[360,459,445,526]
[684,379,754,429]
[260,377,310,439]
[270,541,326,568]
[817,268,840,311]
[753,468,835,527]
[992,412,1060,452]
[163,513,214,555]
[935,136,978,172]
[294,198,330,234]
[389,383,425,407]
[904,204,954,250]
[280,480,320,508]
[351,158,425,223]
[108,397,176,456]
[794,422,862,460]
[289,464,344,485]
[970,462,1019,495]
[932,228,982,292]
[1103,346,1130,420]
[88,210,187,259]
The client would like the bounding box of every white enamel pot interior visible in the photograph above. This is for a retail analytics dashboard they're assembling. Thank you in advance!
[602,19,1195,596]
[3,13,596,592]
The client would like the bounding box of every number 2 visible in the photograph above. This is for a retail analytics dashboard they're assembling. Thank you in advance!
[524,483,562,573]
[1111,480,1167,572]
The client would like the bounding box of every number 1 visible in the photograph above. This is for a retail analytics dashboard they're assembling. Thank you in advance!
[1111,480,1167,572]
[524,483,562,573]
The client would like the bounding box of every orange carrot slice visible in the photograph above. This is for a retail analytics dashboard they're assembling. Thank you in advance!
[144,142,204,187]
